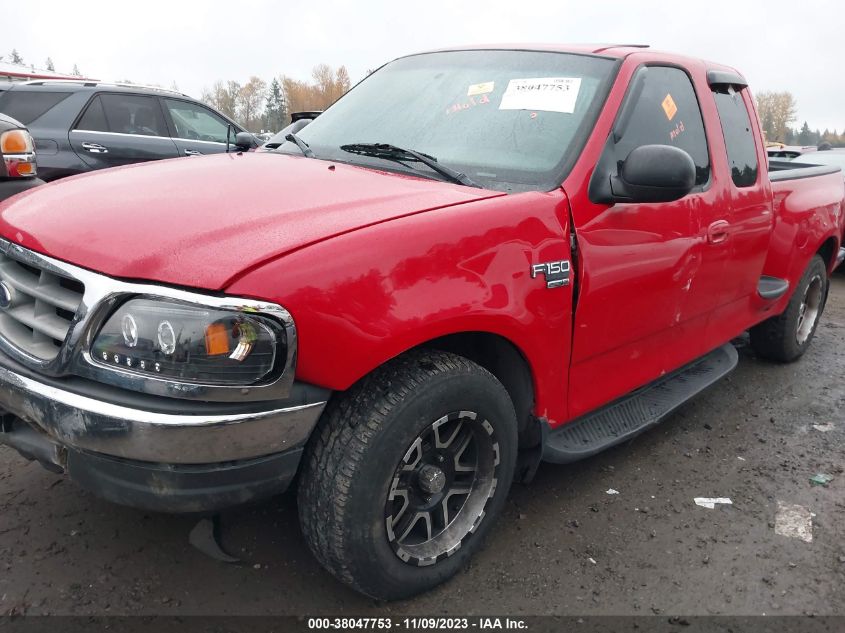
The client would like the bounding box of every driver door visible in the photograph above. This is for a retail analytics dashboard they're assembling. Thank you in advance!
[161,98,237,157]
[567,64,724,418]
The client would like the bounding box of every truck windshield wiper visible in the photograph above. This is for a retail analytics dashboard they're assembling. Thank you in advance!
[339,143,480,188]
[285,133,314,158]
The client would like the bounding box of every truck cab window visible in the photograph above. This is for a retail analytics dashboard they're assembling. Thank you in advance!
[712,87,759,187]
[614,66,711,186]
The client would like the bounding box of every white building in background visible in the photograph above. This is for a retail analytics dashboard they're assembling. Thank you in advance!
[0,61,95,83]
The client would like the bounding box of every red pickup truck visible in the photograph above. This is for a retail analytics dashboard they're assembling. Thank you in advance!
[0,45,843,600]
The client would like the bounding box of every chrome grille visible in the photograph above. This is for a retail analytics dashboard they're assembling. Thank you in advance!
[0,251,85,360]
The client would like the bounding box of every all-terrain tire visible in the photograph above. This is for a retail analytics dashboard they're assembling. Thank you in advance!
[297,350,518,600]
[750,255,828,362]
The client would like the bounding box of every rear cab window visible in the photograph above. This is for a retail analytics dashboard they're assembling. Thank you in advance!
[0,91,72,125]
[75,93,168,137]
[712,86,759,187]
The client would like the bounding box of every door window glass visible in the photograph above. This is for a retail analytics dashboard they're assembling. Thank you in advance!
[0,91,71,125]
[76,94,167,137]
[75,95,108,131]
[614,66,711,186]
[164,99,231,143]
[713,87,759,187]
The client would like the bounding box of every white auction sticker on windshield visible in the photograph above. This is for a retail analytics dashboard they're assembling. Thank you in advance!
[498,77,582,113]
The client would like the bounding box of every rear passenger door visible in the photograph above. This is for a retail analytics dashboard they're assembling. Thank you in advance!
[161,98,237,156]
[709,83,770,305]
[69,93,179,170]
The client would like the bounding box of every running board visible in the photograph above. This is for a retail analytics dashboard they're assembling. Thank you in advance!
[543,344,738,464]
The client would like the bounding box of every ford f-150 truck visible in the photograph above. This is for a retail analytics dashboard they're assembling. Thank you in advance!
[0,45,843,600]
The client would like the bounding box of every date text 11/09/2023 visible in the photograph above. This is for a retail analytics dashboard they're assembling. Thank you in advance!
[307,617,529,630]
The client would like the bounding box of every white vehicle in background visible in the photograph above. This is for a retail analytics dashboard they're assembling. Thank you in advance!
[766,144,817,161]
[260,111,322,151]
[792,148,845,173]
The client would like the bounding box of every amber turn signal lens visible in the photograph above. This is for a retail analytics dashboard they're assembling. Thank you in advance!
[3,157,37,178]
[204,322,230,356]
[13,161,35,176]
[0,130,33,154]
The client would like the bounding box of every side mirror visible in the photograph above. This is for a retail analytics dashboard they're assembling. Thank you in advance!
[611,144,696,203]
[234,131,257,151]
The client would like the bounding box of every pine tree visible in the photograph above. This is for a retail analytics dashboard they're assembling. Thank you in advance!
[797,122,812,145]
[45,57,55,71]
[784,128,795,145]
[264,78,286,132]
[72,64,81,77]
[10,49,23,65]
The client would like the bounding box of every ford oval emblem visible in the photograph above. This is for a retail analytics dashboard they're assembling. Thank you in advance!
[0,282,12,310]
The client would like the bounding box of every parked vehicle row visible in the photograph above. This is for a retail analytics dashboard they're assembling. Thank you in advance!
[0,44,843,602]
[0,80,258,181]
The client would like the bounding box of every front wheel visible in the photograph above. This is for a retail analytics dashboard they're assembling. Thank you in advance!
[297,350,518,600]
[750,255,828,362]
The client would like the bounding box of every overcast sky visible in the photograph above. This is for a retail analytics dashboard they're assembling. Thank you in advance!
[5,0,845,131]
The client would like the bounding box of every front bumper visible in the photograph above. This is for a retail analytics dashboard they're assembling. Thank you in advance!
[0,363,326,464]
[2,417,305,513]
[0,362,328,512]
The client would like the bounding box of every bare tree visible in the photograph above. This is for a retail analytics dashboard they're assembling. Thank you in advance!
[335,66,351,99]
[238,76,267,131]
[200,64,352,128]
[201,80,240,120]
[45,57,55,71]
[756,91,797,144]
[283,64,353,115]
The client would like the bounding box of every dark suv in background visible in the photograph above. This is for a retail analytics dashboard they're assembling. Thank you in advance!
[0,81,254,181]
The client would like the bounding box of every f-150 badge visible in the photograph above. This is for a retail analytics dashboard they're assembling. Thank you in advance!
[531,260,570,289]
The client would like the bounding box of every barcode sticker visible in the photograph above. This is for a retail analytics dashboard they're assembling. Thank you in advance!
[498,77,581,113]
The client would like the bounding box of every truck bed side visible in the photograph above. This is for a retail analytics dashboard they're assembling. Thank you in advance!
[760,164,844,311]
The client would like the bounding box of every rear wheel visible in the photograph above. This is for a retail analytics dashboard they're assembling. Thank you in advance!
[751,255,828,362]
[297,350,518,600]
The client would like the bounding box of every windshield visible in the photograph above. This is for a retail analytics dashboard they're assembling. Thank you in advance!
[276,50,617,192]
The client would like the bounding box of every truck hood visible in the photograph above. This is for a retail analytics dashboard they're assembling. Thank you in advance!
[0,152,502,290]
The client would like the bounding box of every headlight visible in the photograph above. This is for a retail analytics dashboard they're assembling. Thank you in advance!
[90,298,284,385]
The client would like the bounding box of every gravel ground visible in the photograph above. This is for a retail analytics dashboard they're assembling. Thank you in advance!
[1,275,843,618]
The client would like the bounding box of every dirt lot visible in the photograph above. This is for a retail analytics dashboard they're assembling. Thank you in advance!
[1,276,844,618]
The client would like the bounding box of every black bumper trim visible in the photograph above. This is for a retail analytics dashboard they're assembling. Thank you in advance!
[0,177,45,202]
[66,446,303,514]
[1,418,303,513]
